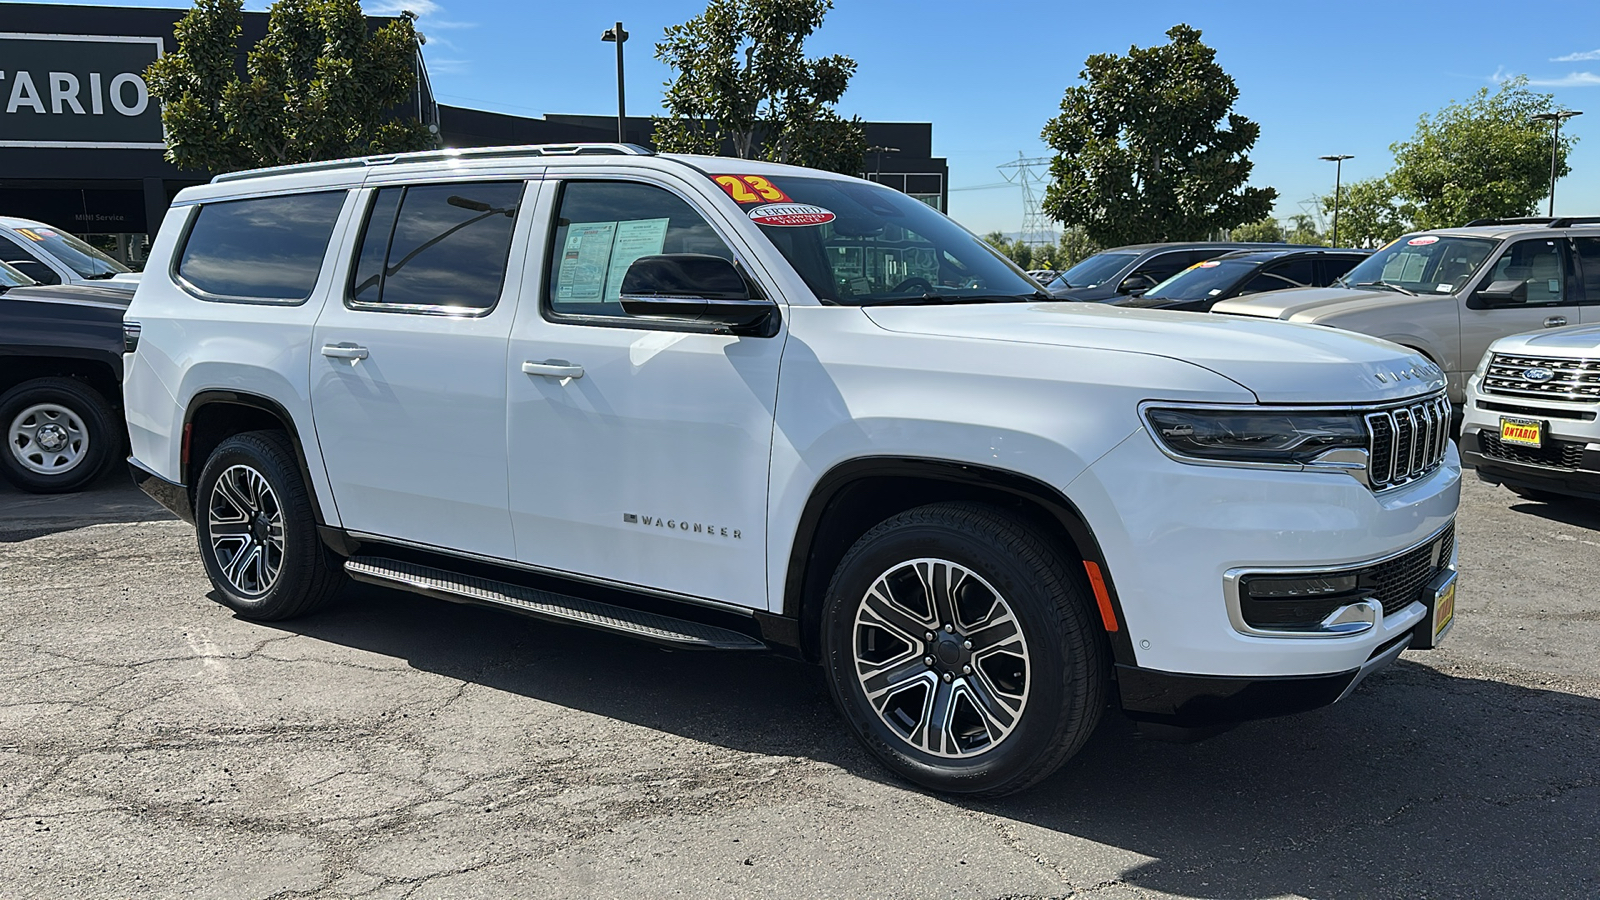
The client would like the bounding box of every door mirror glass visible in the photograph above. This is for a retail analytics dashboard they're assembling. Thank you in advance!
[1119,273,1157,295]
[1475,279,1528,306]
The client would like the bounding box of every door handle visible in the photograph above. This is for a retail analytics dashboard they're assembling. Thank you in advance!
[521,360,584,379]
[1544,316,1568,328]
[321,343,369,360]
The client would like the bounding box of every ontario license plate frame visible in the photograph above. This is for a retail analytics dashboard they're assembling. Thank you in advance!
[1500,416,1544,448]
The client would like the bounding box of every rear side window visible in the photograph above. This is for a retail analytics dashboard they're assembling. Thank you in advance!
[349,181,523,312]
[176,191,346,302]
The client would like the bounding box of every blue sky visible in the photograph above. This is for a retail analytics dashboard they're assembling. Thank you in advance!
[32,0,1600,235]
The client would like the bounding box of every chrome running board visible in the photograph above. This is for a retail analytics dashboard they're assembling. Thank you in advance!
[345,556,766,651]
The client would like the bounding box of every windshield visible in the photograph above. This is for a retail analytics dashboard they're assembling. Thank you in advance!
[0,260,35,288]
[1337,234,1495,295]
[1143,259,1256,300]
[8,224,130,278]
[737,176,1041,305]
[1049,251,1138,290]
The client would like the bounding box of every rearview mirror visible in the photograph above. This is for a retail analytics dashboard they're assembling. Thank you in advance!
[1474,279,1528,306]
[619,254,777,334]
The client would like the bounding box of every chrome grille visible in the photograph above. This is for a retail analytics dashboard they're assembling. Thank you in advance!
[1365,393,1451,490]
[1483,354,1600,402]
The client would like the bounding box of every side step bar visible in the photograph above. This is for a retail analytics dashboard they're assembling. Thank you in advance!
[345,556,766,651]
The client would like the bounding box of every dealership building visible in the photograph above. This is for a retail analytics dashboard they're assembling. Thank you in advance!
[1,3,948,266]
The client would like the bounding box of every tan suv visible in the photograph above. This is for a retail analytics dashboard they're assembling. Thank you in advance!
[1211,217,1600,403]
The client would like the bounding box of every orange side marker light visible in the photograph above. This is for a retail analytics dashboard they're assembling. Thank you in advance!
[1083,561,1119,632]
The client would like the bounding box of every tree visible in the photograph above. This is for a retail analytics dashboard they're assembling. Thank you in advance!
[1285,214,1324,246]
[145,0,434,174]
[1320,177,1408,247]
[1229,217,1284,243]
[1389,77,1575,228]
[1040,25,1276,247]
[653,0,866,174]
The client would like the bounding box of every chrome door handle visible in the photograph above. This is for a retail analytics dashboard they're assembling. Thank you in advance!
[321,343,369,360]
[1544,316,1568,328]
[521,360,584,379]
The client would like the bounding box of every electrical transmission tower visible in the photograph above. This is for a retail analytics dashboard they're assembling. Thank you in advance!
[997,152,1056,246]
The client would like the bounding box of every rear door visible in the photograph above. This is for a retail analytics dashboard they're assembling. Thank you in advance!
[308,177,539,559]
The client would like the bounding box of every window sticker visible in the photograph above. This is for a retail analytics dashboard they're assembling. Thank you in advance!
[748,203,836,227]
[16,228,42,241]
[1437,283,1454,293]
[714,174,792,204]
[1407,235,1440,246]
[555,218,671,304]
[1197,260,1221,268]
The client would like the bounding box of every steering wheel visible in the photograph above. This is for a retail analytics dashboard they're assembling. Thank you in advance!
[890,277,935,295]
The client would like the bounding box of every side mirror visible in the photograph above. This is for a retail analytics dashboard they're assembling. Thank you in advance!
[1474,279,1528,307]
[619,254,777,334]
[1119,273,1156,295]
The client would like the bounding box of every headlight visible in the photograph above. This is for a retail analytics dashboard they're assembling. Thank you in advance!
[1145,407,1368,464]
[1472,350,1493,379]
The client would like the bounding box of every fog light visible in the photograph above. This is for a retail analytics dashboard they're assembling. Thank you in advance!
[1244,574,1358,598]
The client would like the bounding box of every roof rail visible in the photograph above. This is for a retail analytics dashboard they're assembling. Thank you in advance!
[211,142,655,184]
[1461,216,1600,228]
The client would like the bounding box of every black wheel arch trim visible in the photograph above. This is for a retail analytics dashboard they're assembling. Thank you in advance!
[780,456,1138,666]
[182,390,333,530]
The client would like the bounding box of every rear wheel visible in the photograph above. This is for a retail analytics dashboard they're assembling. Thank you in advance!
[822,502,1106,797]
[0,376,117,494]
[195,431,342,620]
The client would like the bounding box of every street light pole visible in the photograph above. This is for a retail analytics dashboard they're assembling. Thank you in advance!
[866,145,900,183]
[601,22,629,144]
[1532,110,1582,217]
[1319,154,1353,247]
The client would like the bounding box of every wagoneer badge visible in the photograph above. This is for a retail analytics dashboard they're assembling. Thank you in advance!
[623,513,741,539]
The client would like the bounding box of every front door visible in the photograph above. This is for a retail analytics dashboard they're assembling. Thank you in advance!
[309,178,537,559]
[1462,237,1584,375]
[506,176,784,607]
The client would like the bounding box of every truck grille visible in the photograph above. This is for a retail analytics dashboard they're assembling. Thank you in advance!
[1482,354,1600,402]
[1478,433,1587,470]
[1367,523,1454,618]
[1365,394,1451,490]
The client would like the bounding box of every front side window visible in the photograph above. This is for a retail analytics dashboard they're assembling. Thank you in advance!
[1479,239,1568,306]
[350,181,523,311]
[0,259,35,288]
[177,191,347,301]
[546,180,736,320]
[1049,252,1138,290]
[1338,234,1496,296]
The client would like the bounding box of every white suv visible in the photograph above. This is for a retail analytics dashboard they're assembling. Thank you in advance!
[123,144,1461,796]
[1462,325,1600,500]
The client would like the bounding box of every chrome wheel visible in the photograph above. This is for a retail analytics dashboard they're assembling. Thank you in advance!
[853,558,1031,758]
[207,464,285,596]
[8,403,88,476]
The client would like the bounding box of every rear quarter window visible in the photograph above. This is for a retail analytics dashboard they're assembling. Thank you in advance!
[175,191,347,303]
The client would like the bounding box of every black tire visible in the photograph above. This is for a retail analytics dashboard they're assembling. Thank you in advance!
[0,376,117,494]
[822,502,1107,797]
[195,430,342,621]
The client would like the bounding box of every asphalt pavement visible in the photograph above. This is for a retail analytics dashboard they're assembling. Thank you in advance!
[1,463,1596,899]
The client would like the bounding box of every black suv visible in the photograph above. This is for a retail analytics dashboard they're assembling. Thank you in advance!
[1114,248,1372,313]
[1044,242,1290,301]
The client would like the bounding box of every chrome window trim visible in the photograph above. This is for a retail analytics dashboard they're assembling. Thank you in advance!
[1223,519,1455,639]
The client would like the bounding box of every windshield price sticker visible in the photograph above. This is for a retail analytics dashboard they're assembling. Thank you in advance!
[749,203,836,227]
[714,175,792,204]
[1197,260,1221,267]
[1407,235,1440,246]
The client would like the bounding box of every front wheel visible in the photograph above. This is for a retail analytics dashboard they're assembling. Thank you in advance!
[822,502,1107,797]
[195,431,343,621]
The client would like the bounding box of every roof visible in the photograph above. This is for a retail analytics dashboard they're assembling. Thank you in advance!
[1212,248,1372,263]
[1098,241,1294,254]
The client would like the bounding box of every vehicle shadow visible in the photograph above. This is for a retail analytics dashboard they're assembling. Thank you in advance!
[1508,497,1600,530]
[269,580,1600,899]
[0,465,172,542]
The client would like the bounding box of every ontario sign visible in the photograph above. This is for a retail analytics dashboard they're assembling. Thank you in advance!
[0,33,165,148]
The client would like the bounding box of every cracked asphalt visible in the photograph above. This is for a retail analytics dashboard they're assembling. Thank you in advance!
[1,465,1596,899]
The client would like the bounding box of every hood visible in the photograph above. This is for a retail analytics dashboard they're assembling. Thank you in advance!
[1490,322,1600,356]
[1209,285,1399,320]
[1,283,135,311]
[862,302,1446,404]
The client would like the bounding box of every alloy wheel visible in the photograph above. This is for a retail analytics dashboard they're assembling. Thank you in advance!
[852,558,1031,758]
[207,464,285,596]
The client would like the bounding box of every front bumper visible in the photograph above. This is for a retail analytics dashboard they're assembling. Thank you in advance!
[129,457,194,524]
[1460,419,1600,501]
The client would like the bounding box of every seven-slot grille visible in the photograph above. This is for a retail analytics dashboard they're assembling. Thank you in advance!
[1482,353,1600,402]
[1365,394,1451,490]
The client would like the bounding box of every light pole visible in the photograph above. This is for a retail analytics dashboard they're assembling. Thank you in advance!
[1320,154,1353,247]
[601,22,628,144]
[867,145,899,183]
[1532,110,1582,217]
